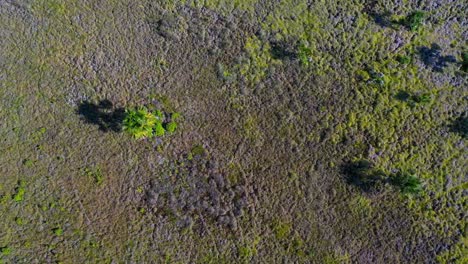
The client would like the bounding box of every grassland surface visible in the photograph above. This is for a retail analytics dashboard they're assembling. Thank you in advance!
[0,0,466,263]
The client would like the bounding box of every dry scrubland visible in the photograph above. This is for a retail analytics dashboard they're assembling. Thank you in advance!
[0,0,467,263]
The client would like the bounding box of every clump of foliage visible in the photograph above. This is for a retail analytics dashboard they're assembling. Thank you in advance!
[365,69,386,87]
[343,160,386,191]
[297,42,313,66]
[122,107,180,139]
[402,11,425,31]
[389,172,423,195]
[123,107,158,139]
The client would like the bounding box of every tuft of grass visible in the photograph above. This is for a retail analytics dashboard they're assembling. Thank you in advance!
[273,221,292,240]
[53,227,64,236]
[83,166,104,186]
[165,121,177,133]
[13,181,26,202]
[0,246,11,256]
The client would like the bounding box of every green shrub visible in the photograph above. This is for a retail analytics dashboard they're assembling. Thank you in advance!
[403,11,425,31]
[297,43,313,66]
[390,172,423,195]
[53,227,64,236]
[122,107,157,139]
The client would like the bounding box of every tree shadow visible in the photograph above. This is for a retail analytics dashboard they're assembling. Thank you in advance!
[341,160,386,193]
[77,100,125,132]
[368,11,395,28]
[270,41,296,60]
[417,44,457,72]
[394,90,411,102]
[449,115,467,139]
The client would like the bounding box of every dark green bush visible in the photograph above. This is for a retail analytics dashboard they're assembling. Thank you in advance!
[403,11,425,31]
[390,172,423,195]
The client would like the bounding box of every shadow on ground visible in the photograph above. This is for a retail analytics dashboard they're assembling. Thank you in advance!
[77,100,125,132]
[449,115,467,139]
[341,160,386,193]
[417,44,456,72]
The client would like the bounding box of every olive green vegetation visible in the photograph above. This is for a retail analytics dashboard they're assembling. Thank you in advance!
[0,0,466,263]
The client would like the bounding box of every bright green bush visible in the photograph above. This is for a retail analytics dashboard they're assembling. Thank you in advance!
[122,107,179,139]
[123,107,157,139]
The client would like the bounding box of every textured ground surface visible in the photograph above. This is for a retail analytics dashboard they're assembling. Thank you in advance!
[0,0,466,263]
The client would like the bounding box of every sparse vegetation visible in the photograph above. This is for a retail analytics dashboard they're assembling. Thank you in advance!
[1,0,465,263]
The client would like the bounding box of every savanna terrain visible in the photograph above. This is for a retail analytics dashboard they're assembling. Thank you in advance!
[0,0,467,263]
